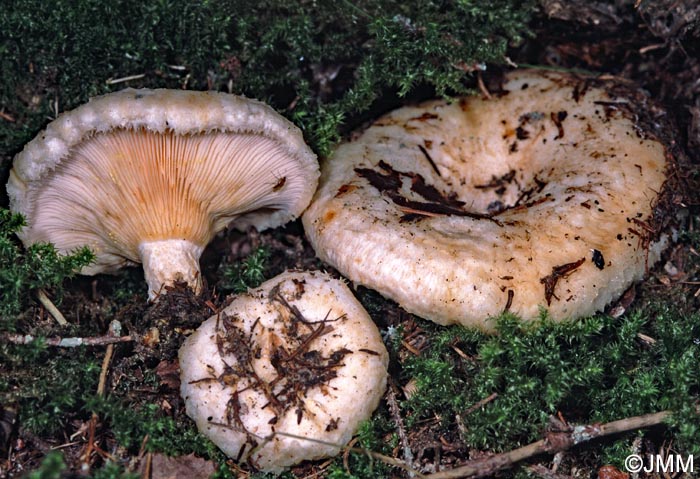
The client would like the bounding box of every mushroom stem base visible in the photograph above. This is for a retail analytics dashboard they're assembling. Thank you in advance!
[139,239,205,301]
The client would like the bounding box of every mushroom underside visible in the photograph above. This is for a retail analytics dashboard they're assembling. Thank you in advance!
[8,88,319,300]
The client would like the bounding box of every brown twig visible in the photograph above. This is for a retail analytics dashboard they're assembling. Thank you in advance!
[463,393,499,416]
[199,407,686,478]
[0,110,16,122]
[477,71,492,99]
[80,321,121,470]
[36,289,68,326]
[423,410,674,479]
[387,381,415,473]
[140,452,152,479]
[3,332,134,347]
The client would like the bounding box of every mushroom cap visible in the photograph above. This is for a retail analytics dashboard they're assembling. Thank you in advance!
[178,270,388,472]
[7,89,319,295]
[302,69,673,330]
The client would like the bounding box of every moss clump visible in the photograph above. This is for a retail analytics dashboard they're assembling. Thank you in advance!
[28,451,139,479]
[0,0,233,157]
[0,208,94,329]
[86,399,213,456]
[0,343,100,436]
[86,398,240,478]
[0,0,535,160]
[26,451,65,479]
[401,305,699,469]
[218,246,271,293]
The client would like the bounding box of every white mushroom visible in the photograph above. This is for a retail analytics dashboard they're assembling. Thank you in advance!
[303,69,674,330]
[7,89,319,300]
[179,270,388,472]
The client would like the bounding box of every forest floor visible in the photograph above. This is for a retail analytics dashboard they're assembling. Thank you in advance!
[1,1,699,478]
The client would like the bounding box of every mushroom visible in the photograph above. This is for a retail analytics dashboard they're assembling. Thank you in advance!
[302,69,675,330]
[6,89,319,299]
[178,270,388,472]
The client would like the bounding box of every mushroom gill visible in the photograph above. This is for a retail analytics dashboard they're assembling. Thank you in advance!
[8,89,319,300]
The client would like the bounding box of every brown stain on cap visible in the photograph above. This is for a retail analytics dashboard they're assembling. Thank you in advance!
[322,209,337,223]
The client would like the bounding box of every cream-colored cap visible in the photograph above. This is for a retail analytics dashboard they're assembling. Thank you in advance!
[179,270,388,472]
[303,69,672,329]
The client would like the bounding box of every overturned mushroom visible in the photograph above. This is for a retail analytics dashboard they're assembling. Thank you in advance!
[179,270,388,472]
[7,89,319,299]
[303,69,676,329]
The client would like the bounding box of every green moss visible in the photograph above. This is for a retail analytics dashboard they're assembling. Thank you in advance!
[248,471,295,479]
[89,397,302,477]
[0,343,100,436]
[27,451,139,479]
[402,307,699,460]
[1,0,233,152]
[218,246,271,293]
[321,415,396,479]
[26,451,66,479]
[1,0,535,159]
[87,398,214,457]
[0,208,94,328]
[228,0,537,154]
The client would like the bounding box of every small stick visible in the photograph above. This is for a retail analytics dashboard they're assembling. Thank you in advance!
[463,393,498,416]
[401,340,422,356]
[140,452,152,479]
[639,43,666,54]
[3,332,133,347]
[398,206,446,218]
[343,437,358,473]
[477,72,492,100]
[53,93,59,120]
[105,73,146,85]
[424,410,676,479]
[36,289,68,326]
[96,326,118,396]
[81,321,121,469]
[224,402,696,479]
[387,381,415,474]
[350,448,427,478]
[0,110,16,122]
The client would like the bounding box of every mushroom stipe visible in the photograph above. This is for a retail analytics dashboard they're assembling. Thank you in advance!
[303,69,677,330]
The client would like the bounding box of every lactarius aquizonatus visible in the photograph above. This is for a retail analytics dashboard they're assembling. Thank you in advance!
[303,69,677,330]
[7,89,319,300]
[178,270,389,472]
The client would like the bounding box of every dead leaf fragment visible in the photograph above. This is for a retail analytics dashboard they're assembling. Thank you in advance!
[144,453,216,479]
[155,360,181,391]
[597,465,629,479]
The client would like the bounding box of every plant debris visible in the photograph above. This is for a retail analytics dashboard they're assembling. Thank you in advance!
[355,161,500,224]
[188,281,352,460]
[540,258,587,305]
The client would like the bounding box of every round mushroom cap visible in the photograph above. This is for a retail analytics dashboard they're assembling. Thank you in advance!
[179,270,389,473]
[302,69,674,329]
[7,89,319,298]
